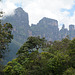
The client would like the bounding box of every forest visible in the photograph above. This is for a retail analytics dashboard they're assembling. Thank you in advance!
[0,22,75,75]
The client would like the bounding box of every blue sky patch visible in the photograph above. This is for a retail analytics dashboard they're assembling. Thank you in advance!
[15,3,22,7]
[61,4,75,16]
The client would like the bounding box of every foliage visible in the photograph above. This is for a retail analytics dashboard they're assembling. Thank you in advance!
[68,38,75,68]
[3,59,26,75]
[63,67,75,75]
[47,52,70,75]
[17,36,46,55]
[48,37,70,53]
[0,22,13,74]
[0,23,13,58]
[3,37,75,75]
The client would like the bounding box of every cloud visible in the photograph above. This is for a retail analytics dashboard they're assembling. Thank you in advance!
[69,12,75,24]
[23,0,75,28]
[0,0,75,29]
[0,0,17,16]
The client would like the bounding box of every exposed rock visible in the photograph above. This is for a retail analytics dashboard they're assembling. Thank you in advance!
[2,7,31,64]
[3,7,30,44]
[31,17,59,41]
[69,25,75,39]
[59,24,69,40]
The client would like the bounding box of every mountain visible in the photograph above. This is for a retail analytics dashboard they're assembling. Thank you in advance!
[31,17,59,41]
[69,25,75,39]
[3,7,30,44]
[31,18,75,41]
[2,7,75,64]
[59,24,75,40]
[2,7,31,64]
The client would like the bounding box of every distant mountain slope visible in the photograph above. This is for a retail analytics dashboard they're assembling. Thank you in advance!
[3,40,21,65]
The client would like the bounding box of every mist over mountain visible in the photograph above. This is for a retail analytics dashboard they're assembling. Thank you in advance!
[2,7,75,64]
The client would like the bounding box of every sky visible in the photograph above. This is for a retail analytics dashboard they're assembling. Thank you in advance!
[0,0,75,29]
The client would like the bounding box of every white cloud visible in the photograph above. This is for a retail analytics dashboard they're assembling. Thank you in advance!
[69,12,75,24]
[23,0,75,28]
[0,0,17,16]
[0,0,75,29]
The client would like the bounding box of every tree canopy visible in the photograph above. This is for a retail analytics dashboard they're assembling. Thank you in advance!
[3,36,75,75]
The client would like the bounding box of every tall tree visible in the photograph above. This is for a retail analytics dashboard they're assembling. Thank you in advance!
[0,22,13,58]
[17,36,46,55]
[0,10,13,58]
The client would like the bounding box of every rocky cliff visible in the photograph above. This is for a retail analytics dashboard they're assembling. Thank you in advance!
[31,17,59,41]
[3,7,31,64]
[3,7,30,44]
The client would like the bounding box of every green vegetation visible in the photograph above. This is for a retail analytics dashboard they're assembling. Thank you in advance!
[0,22,13,75]
[3,36,75,75]
[0,23,13,58]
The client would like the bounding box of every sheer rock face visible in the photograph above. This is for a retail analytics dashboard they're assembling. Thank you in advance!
[31,18,75,41]
[59,24,75,40]
[3,7,30,44]
[69,25,75,39]
[31,17,59,41]
[14,7,29,27]
[3,7,31,64]
[38,17,58,26]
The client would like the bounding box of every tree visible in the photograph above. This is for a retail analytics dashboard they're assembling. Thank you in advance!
[0,10,13,58]
[3,36,47,75]
[3,59,27,75]
[0,23,13,58]
[63,67,75,75]
[48,37,70,53]
[17,36,46,55]
[47,52,70,75]
[0,21,13,74]
[0,8,13,75]
[16,36,46,65]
